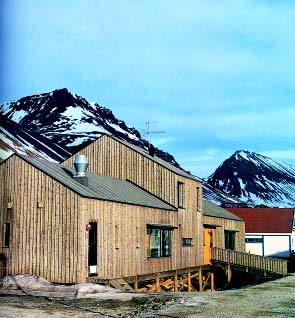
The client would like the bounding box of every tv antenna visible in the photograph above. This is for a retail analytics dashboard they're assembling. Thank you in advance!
[144,121,165,148]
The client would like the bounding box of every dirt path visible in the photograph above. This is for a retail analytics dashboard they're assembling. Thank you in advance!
[0,274,294,318]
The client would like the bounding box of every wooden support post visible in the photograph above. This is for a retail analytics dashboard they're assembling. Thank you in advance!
[210,272,215,292]
[174,271,178,292]
[187,270,191,292]
[198,267,203,291]
[227,264,232,284]
[156,273,161,292]
[134,276,138,292]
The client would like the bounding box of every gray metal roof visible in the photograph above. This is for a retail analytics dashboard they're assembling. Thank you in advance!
[203,200,243,221]
[106,135,201,182]
[18,154,176,211]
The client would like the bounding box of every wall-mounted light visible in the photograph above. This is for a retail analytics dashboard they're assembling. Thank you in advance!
[7,202,13,209]
[37,201,44,208]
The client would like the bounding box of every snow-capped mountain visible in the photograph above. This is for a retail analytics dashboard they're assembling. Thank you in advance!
[202,181,244,207]
[0,88,180,167]
[206,150,295,207]
[0,115,71,162]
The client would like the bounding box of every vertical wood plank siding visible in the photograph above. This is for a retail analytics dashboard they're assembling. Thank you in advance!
[0,134,205,282]
[81,198,199,279]
[63,135,204,273]
[0,156,81,283]
[203,215,245,252]
[63,135,201,208]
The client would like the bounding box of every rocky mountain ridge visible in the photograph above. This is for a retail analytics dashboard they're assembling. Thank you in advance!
[0,88,179,167]
[206,150,295,207]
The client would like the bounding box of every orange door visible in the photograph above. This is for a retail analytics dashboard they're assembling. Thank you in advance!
[203,228,215,264]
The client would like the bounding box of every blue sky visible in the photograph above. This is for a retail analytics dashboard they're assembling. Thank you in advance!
[2,0,295,177]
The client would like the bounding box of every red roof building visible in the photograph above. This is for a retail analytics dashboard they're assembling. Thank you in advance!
[225,208,295,258]
[226,208,295,234]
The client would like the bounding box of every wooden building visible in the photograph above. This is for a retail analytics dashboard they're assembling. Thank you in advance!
[0,134,288,287]
[202,200,245,264]
[0,144,203,283]
[63,134,204,269]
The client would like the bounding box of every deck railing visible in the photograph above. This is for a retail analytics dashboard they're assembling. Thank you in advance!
[211,247,288,276]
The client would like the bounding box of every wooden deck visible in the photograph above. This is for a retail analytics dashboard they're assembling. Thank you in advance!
[87,265,214,292]
[87,250,288,293]
[211,247,288,276]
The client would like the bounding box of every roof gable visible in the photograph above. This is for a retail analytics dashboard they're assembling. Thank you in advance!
[70,133,200,182]
[226,208,295,233]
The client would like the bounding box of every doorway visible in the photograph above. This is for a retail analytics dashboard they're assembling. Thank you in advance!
[203,228,215,264]
[88,222,97,275]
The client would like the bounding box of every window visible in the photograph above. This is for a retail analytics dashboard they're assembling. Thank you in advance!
[196,187,200,210]
[177,182,184,208]
[3,223,10,247]
[224,230,235,250]
[245,238,263,243]
[182,238,193,246]
[147,226,172,258]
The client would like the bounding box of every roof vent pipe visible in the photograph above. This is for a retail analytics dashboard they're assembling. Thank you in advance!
[74,155,89,176]
[73,155,89,187]
[148,144,155,157]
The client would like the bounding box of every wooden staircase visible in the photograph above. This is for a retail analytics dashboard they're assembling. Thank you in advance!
[109,278,135,292]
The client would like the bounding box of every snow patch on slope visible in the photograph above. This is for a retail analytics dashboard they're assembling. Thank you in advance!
[11,110,28,123]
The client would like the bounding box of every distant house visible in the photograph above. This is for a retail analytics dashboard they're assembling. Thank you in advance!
[226,208,295,258]
[202,200,245,264]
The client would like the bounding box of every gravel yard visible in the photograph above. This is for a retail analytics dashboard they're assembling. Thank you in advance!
[0,274,294,318]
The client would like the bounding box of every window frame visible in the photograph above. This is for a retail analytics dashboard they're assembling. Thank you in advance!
[147,225,173,258]
[182,238,193,247]
[224,230,236,250]
[3,223,10,247]
[177,181,184,208]
[245,237,263,244]
[196,187,201,211]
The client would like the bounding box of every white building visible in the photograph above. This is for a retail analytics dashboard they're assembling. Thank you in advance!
[226,208,295,258]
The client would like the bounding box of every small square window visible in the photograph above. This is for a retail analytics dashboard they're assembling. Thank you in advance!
[182,238,193,246]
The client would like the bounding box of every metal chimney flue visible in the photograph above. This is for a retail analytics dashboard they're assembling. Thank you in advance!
[74,155,88,176]
[73,155,89,186]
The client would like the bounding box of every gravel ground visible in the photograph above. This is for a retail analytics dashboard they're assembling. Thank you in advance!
[0,274,294,318]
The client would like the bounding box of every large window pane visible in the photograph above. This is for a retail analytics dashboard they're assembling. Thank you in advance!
[147,227,172,258]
